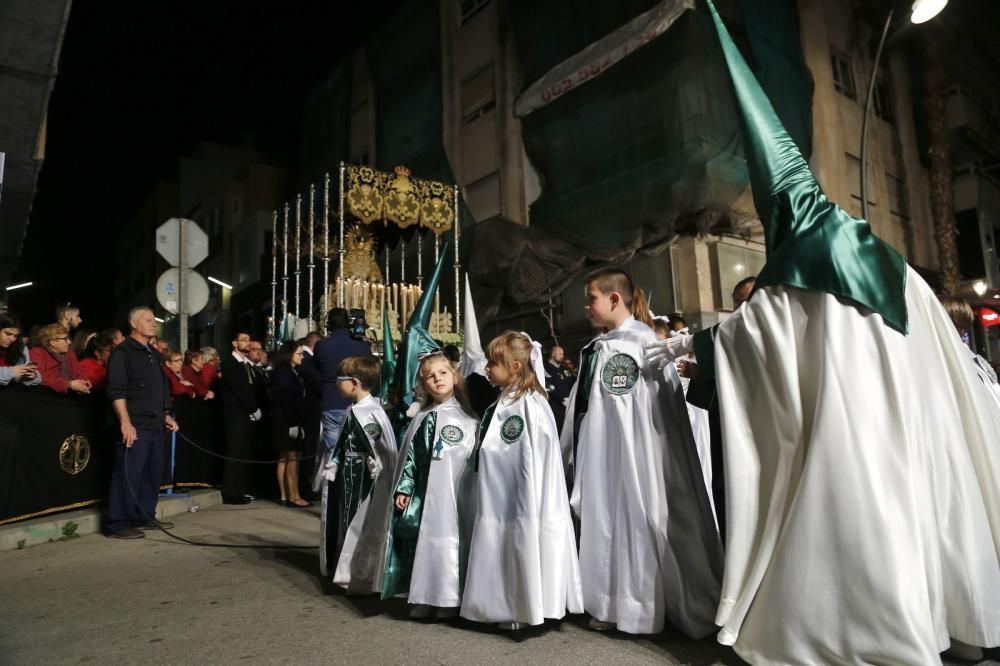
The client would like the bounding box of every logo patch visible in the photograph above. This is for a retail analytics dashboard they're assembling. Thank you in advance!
[440,424,464,445]
[363,422,382,440]
[500,415,525,444]
[59,434,90,475]
[601,353,640,395]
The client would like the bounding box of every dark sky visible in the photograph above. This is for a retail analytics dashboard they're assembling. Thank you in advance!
[11,1,394,328]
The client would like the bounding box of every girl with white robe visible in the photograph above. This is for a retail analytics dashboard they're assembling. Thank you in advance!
[460,331,583,630]
[382,353,479,619]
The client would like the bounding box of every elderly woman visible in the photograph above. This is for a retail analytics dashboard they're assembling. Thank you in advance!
[77,334,114,391]
[0,311,41,387]
[181,349,215,399]
[199,346,220,388]
[163,348,197,399]
[30,323,91,395]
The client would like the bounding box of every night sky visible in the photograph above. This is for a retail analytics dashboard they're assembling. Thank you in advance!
[11,1,394,329]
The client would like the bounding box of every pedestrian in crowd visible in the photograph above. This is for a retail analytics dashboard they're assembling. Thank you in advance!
[199,346,220,388]
[164,348,197,399]
[55,302,82,335]
[219,330,260,504]
[544,344,571,432]
[77,334,114,391]
[311,308,371,491]
[101,327,126,347]
[297,331,324,497]
[443,344,461,364]
[105,306,178,539]
[153,337,169,358]
[181,349,214,399]
[31,323,91,395]
[269,341,310,508]
[652,318,671,340]
[0,311,40,388]
[71,328,96,358]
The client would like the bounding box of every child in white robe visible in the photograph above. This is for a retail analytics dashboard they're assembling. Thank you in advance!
[461,331,583,630]
[382,353,479,619]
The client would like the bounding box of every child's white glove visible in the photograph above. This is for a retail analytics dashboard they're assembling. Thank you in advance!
[645,334,694,370]
[288,426,301,440]
[322,462,338,482]
[249,408,263,422]
[366,456,383,479]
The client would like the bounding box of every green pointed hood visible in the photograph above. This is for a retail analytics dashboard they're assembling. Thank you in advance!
[704,0,908,333]
[392,244,449,411]
[378,298,397,401]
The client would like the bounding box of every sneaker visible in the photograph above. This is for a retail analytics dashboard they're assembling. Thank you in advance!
[497,622,523,631]
[409,604,433,619]
[110,528,145,539]
[436,607,459,619]
[587,618,615,631]
[138,520,175,530]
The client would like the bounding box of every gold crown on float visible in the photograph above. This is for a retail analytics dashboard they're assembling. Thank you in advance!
[394,165,411,178]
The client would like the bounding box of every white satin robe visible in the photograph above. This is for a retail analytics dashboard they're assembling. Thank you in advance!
[461,391,583,625]
[714,268,1000,664]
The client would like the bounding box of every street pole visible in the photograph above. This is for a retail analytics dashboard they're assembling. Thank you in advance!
[860,9,894,224]
[179,219,189,352]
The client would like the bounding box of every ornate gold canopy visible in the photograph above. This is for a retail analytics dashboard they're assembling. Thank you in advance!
[346,164,455,235]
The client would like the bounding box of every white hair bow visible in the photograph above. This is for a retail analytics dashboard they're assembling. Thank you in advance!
[518,331,547,393]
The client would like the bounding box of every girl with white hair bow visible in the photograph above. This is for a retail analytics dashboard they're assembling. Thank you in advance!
[460,330,583,630]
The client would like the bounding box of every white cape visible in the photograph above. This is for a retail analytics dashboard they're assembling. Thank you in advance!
[714,267,1000,664]
[461,391,583,625]
[393,398,479,607]
[333,395,398,593]
[561,317,723,636]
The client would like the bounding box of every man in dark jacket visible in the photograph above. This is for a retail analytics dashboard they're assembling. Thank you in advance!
[106,306,177,538]
[297,331,323,498]
[310,309,371,491]
[544,345,572,433]
[219,330,260,504]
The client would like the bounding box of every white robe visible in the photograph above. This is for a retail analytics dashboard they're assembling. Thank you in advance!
[561,316,723,636]
[333,396,398,593]
[678,359,716,526]
[392,398,478,608]
[714,267,1000,665]
[461,391,583,625]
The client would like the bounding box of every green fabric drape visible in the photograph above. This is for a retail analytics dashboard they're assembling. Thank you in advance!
[379,299,396,403]
[704,0,908,333]
[382,410,437,599]
[327,411,377,568]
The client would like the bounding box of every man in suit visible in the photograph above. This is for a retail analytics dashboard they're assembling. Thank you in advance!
[297,331,324,498]
[219,330,261,504]
[545,344,572,433]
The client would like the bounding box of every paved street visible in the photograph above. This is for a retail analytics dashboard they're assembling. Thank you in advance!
[0,501,743,665]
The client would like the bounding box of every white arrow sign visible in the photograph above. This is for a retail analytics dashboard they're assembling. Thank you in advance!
[156,218,209,268]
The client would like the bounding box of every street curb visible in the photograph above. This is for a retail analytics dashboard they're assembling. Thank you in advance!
[0,488,222,551]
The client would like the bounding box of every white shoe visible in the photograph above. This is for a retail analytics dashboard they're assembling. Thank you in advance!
[497,622,523,631]
[409,604,433,619]
[588,618,615,631]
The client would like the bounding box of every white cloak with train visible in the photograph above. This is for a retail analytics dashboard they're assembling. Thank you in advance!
[714,268,1000,664]
[561,316,723,636]
[461,390,583,625]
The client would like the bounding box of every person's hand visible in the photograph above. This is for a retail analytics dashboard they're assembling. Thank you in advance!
[395,493,411,511]
[10,365,35,380]
[367,456,382,479]
[645,334,694,369]
[204,390,215,400]
[120,420,138,448]
[677,359,700,380]
[165,415,179,432]
[180,380,194,387]
[249,408,262,422]
[322,463,338,482]
[288,426,301,440]
[69,379,91,394]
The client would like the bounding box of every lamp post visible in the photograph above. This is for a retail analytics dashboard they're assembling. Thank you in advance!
[860,0,949,223]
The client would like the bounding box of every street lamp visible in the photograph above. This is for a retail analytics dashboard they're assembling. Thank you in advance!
[4,281,32,291]
[860,0,949,223]
[207,276,233,290]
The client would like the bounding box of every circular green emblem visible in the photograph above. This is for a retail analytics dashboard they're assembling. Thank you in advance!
[440,424,464,445]
[601,353,640,395]
[363,422,383,440]
[500,415,525,444]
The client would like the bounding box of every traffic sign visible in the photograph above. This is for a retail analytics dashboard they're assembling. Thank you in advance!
[156,218,209,268]
[156,268,209,315]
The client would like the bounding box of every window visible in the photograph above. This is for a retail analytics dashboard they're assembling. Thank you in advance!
[460,0,489,23]
[711,243,766,311]
[874,77,895,122]
[461,65,496,125]
[831,50,856,100]
[846,153,876,212]
[886,174,909,218]
[464,172,501,222]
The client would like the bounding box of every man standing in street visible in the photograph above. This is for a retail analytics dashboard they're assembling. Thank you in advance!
[298,331,324,498]
[106,306,178,539]
[311,309,370,490]
[219,330,261,504]
[545,344,572,433]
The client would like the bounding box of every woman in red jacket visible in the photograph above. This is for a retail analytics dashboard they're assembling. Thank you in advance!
[181,349,215,400]
[163,349,197,399]
[77,335,114,390]
[30,323,91,395]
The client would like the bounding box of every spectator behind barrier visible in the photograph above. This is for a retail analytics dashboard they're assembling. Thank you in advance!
[55,302,83,335]
[30,323,91,395]
[200,346,220,388]
[164,348,197,399]
[182,349,214,399]
[77,334,114,390]
[71,329,97,358]
[101,327,126,347]
[0,311,41,387]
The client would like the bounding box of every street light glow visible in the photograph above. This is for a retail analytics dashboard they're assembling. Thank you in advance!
[154,317,165,323]
[973,280,988,296]
[207,276,233,290]
[911,0,948,24]
[4,281,33,291]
